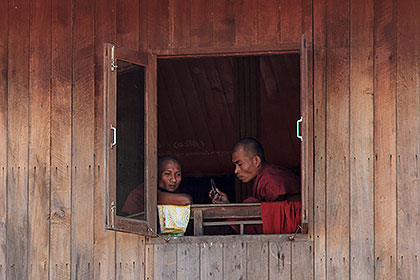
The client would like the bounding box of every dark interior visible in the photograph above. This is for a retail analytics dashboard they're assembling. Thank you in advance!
[115,53,301,214]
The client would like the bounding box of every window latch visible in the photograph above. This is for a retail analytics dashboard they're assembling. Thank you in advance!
[110,125,117,148]
[297,117,303,141]
[110,45,118,71]
[110,201,116,229]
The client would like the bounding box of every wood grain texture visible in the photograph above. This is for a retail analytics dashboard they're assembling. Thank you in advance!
[223,242,246,279]
[292,242,313,280]
[373,0,397,278]
[268,241,291,279]
[396,0,420,278]
[153,243,176,280]
[213,0,234,47]
[349,0,374,279]
[72,0,95,278]
[147,0,169,49]
[117,0,139,50]
[145,244,154,280]
[94,0,117,279]
[116,234,144,280]
[171,0,191,49]
[257,0,280,44]
[191,0,213,48]
[0,0,8,277]
[177,243,200,279]
[326,47,350,280]
[7,0,29,279]
[246,241,269,279]
[28,0,51,278]
[200,242,223,279]
[234,0,257,46]
[279,0,302,43]
[50,0,72,278]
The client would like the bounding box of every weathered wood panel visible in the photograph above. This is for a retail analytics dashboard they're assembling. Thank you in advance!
[269,241,291,279]
[396,0,420,278]
[246,241,269,279]
[373,0,397,278]
[234,0,257,46]
[224,242,246,279]
[7,0,30,279]
[191,0,213,48]
[313,0,326,277]
[200,242,223,279]
[291,242,313,280]
[116,235,144,280]
[213,0,235,47]
[147,0,169,49]
[50,0,73,278]
[177,243,200,279]
[28,0,51,278]
[279,0,302,43]
[349,0,374,278]
[0,0,8,277]
[117,0,139,50]
[171,0,191,49]
[154,243,177,280]
[72,0,95,278]
[94,0,117,278]
[257,0,280,44]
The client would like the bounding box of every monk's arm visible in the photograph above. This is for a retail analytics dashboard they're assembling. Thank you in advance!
[157,190,192,205]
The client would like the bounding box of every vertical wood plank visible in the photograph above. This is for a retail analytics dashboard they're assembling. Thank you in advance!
[313,0,327,276]
[177,243,200,279]
[154,243,177,280]
[94,0,117,279]
[246,241,269,279]
[223,242,246,279]
[0,0,8,277]
[234,0,257,46]
[117,0,139,50]
[302,0,313,42]
[326,49,350,280]
[213,0,234,47]
[191,0,213,48]
[374,0,397,278]
[326,0,350,278]
[28,0,51,278]
[257,0,280,44]
[172,0,191,49]
[200,242,223,280]
[147,0,169,49]
[72,0,95,278]
[116,234,144,280]
[349,0,374,279]
[396,0,420,278]
[268,241,291,279]
[279,0,302,43]
[50,0,72,278]
[291,242,313,280]
[7,0,29,279]
[145,244,154,280]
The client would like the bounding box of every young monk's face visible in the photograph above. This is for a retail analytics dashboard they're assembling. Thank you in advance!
[158,160,182,192]
[231,147,261,183]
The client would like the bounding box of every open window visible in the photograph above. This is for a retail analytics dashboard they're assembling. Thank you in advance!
[104,44,157,235]
[104,35,312,236]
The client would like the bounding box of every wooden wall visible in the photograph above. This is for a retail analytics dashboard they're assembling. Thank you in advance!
[0,0,419,279]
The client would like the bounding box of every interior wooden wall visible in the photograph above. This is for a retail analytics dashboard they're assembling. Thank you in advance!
[1,0,419,279]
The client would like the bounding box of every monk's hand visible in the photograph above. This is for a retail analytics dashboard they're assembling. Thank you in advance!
[209,188,230,204]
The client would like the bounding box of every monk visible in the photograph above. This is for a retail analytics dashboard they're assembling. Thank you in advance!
[210,137,300,204]
[122,155,191,215]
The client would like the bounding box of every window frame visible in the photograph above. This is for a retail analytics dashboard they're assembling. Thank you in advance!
[104,34,312,236]
[104,44,157,235]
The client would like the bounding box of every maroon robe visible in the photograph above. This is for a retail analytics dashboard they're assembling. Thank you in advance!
[244,164,301,203]
[121,184,144,215]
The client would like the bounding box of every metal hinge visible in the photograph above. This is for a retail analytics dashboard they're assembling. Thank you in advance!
[110,45,118,71]
[110,201,116,228]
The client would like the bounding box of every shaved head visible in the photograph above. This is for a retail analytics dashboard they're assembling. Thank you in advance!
[231,137,266,164]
